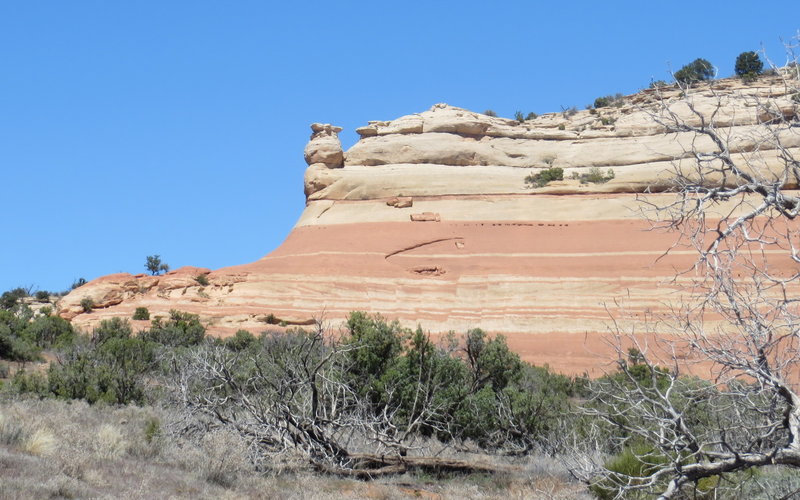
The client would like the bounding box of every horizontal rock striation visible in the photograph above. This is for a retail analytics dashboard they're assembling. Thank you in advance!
[59,75,800,375]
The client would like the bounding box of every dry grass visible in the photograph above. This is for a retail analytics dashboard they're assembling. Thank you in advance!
[0,412,25,446]
[0,395,591,499]
[23,428,57,456]
[95,423,128,459]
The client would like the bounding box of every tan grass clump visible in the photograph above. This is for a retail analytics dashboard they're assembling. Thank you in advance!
[95,423,128,459]
[24,428,57,456]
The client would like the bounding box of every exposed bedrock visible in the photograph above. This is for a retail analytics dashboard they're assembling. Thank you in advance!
[59,75,800,375]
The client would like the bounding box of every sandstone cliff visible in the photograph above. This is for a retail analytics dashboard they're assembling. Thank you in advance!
[57,75,800,374]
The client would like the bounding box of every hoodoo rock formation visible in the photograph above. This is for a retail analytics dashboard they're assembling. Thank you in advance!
[304,122,344,169]
[58,75,800,374]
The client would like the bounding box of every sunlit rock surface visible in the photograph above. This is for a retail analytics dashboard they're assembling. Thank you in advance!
[59,76,800,375]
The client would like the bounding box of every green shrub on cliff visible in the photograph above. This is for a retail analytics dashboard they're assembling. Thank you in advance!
[80,297,95,313]
[572,167,615,184]
[674,58,715,84]
[133,307,150,320]
[0,288,28,310]
[593,93,623,109]
[735,51,764,81]
[140,310,205,347]
[525,167,564,188]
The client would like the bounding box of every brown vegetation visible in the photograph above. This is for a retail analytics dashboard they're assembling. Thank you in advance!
[0,397,588,499]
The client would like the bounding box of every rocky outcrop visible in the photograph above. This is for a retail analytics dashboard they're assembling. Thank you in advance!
[305,92,800,202]
[58,75,800,375]
[304,123,344,168]
[58,266,217,320]
[386,196,413,208]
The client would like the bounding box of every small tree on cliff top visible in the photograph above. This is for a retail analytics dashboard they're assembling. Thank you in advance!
[673,58,715,84]
[145,255,169,275]
[735,50,764,80]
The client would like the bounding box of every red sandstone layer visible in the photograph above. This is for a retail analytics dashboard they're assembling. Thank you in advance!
[60,213,800,375]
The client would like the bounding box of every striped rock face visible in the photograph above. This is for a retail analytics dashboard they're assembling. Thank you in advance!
[59,76,800,375]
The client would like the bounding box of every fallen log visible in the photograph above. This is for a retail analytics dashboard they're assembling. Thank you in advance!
[313,453,519,479]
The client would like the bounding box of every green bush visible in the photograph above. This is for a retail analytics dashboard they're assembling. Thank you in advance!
[342,313,458,432]
[23,315,75,348]
[514,110,524,122]
[140,310,205,347]
[593,93,623,109]
[0,288,28,310]
[8,317,157,405]
[195,274,209,286]
[47,336,156,405]
[593,96,610,108]
[525,167,564,188]
[386,328,470,440]
[0,310,41,362]
[223,330,256,351]
[573,167,615,184]
[674,58,715,84]
[80,297,95,313]
[30,318,154,404]
[483,110,497,117]
[590,443,670,499]
[10,370,48,394]
[464,328,522,390]
[342,311,407,403]
[34,291,50,302]
[92,317,133,345]
[0,329,39,362]
[337,313,574,449]
[133,307,150,321]
[526,112,538,120]
[735,51,764,80]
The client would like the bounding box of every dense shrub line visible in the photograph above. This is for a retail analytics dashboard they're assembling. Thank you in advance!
[1,292,794,496]
[1,297,207,404]
[1,306,576,453]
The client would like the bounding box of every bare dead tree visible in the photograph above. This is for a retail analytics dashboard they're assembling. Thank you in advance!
[159,321,525,477]
[164,322,356,464]
[577,36,800,499]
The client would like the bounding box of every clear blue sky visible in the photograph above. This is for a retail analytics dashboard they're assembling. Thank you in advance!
[2,1,798,293]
